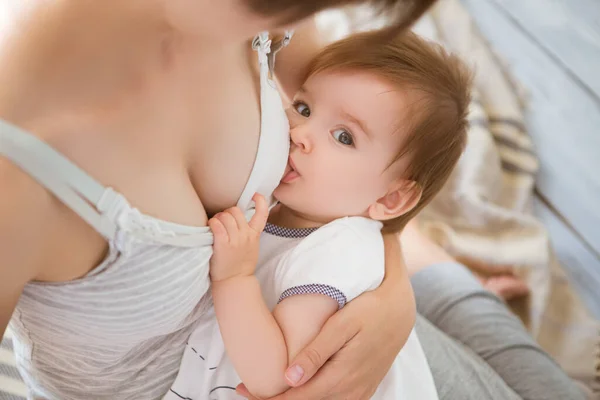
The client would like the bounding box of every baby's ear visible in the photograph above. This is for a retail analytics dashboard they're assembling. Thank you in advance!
[368,180,422,222]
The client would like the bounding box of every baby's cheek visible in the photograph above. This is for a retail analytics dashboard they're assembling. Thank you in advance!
[343,174,383,209]
[320,181,362,211]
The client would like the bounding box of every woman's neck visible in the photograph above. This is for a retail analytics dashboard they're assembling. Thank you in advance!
[268,204,333,230]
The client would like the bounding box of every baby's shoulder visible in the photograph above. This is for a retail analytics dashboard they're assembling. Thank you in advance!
[274,217,386,303]
[301,216,384,249]
[282,217,385,271]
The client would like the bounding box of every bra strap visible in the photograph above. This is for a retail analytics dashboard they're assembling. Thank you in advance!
[268,30,294,74]
[252,31,271,66]
[0,120,118,240]
[252,30,294,76]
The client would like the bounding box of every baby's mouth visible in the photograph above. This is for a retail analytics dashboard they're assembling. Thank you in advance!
[281,156,300,183]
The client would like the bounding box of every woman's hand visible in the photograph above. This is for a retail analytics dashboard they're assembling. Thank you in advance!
[208,193,268,282]
[237,232,415,399]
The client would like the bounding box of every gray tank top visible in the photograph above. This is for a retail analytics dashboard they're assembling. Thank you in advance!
[0,31,291,399]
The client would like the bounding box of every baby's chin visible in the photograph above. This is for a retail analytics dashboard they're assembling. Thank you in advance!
[272,184,290,205]
[272,186,355,221]
[272,184,308,213]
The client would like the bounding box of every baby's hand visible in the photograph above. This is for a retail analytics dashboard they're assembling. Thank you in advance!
[208,193,269,283]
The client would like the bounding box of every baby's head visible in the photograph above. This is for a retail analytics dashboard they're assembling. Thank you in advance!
[275,30,472,232]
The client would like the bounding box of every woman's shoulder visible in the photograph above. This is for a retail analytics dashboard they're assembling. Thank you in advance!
[0,157,108,282]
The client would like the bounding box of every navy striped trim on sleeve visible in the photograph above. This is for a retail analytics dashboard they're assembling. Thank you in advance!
[278,284,347,309]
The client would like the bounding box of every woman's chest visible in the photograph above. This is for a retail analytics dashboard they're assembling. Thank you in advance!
[183,45,265,215]
[64,44,266,221]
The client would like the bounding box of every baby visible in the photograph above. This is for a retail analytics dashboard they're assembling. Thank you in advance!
[166,30,471,399]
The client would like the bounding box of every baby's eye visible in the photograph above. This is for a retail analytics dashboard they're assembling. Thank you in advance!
[293,101,311,117]
[332,129,354,146]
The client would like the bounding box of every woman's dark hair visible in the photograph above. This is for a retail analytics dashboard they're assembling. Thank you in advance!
[246,0,438,31]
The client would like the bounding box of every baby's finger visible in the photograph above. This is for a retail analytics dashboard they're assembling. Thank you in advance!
[249,193,268,233]
[217,212,240,243]
[225,206,248,230]
[208,218,228,244]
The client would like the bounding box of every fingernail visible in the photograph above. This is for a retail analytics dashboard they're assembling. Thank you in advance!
[285,365,304,385]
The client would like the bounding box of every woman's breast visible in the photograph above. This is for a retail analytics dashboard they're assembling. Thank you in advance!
[184,45,264,216]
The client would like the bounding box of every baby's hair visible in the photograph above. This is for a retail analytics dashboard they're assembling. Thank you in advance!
[306,30,472,232]
[245,0,437,33]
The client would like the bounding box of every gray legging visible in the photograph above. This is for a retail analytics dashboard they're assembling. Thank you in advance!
[413,262,587,400]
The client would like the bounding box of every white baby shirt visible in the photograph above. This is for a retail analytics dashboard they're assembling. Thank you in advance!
[165,217,439,400]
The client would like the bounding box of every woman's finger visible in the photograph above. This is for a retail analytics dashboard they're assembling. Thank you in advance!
[235,384,255,399]
[238,368,343,400]
[285,311,356,387]
[236,383,287,400]
[248,193,268,233]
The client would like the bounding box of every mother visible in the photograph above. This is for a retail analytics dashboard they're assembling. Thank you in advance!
[0,0,584,399]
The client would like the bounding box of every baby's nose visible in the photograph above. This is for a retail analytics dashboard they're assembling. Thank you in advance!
[290,127,312,152]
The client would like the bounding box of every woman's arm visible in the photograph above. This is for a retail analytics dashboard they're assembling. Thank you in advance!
[284,232,415,389]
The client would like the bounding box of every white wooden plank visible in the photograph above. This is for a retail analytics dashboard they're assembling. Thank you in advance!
[489,0,600,99]
[462,0,600,256]
[533,197,600,319]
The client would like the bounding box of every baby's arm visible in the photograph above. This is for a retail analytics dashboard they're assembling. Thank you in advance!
[209,195,338,398]
[212,280,338,398]
[211,211,386,399]
[211,278,289,398]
